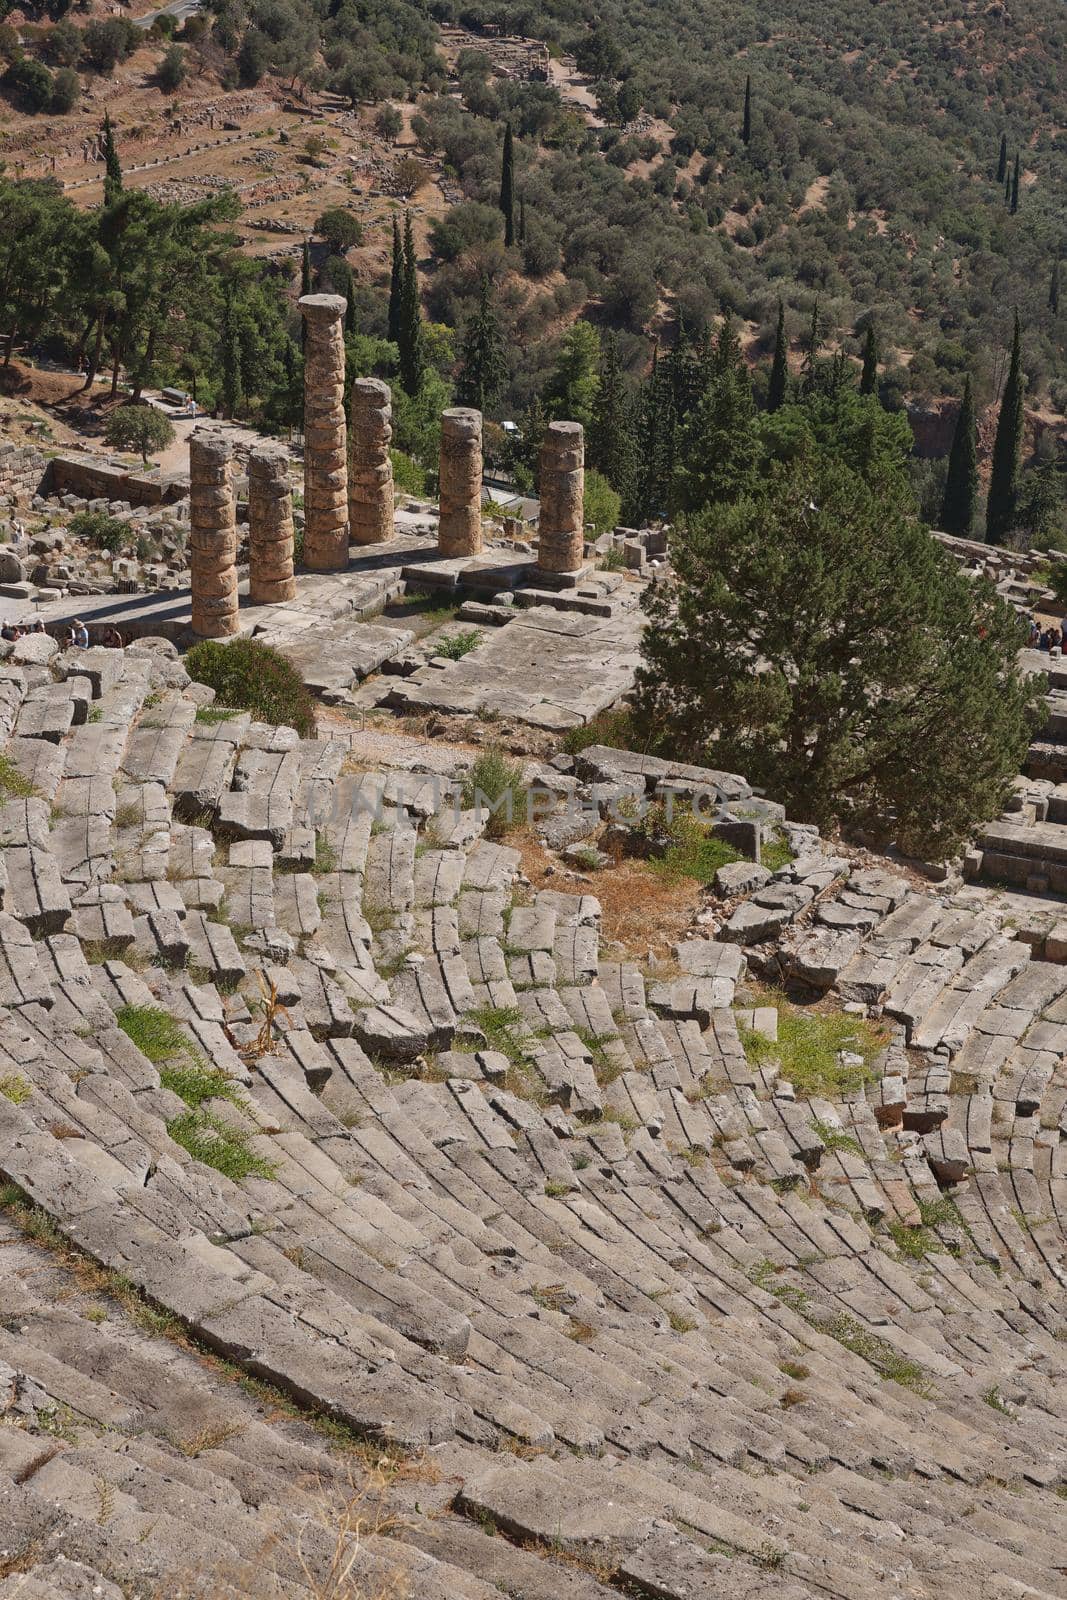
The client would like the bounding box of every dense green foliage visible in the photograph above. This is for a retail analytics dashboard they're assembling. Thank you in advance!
[185,638,316,736]
[104,403,174,465]
[632,380,1046,855]
[1,0,1064,528]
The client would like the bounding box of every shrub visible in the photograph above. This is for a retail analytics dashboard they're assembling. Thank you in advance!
[4,57,54,112]
[185,637,316,737]
[390,448,426,497]
[68,509,130,552]
[49,65,79,111]
[435,629,481,660]
[460,747,525,838]
[583,469,621,536]
[157,42,186,91]
[376,103,402,138]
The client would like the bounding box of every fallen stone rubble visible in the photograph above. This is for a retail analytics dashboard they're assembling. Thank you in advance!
[0,639,1065,1599]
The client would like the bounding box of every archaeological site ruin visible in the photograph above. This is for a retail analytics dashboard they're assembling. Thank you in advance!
[0,325,1065,1600]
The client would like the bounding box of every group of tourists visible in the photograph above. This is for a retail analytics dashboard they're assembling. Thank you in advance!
[1,618,124,649]
[1028,615,1067,652]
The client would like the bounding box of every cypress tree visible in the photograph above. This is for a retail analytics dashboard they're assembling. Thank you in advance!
[589,332,638,514]
[859,323,879,396]
[742,75,751,145]
[996,132,1007,183]
[499,121,515,248]
[987,312,1025,544]
[800,299,821,395]
[387,217,403,345]
[1050,261,1061,316]
[397,212,424,397]
[456,276,507,412]
[940,375,978,535]
[521,393,547,488]
[345,273,358,332]
[635,345,675,522]
[221,289,244,420]
[518,195,527,247]
[1010,153,1020,214]
[766,300,788,412]
[102,112,122,206]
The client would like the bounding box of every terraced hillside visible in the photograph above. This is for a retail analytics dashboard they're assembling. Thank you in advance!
[0,636,1066,1599]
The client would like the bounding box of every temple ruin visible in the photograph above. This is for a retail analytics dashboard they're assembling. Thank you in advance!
[247,441,297,605]
[188,429,238,637]
[536,419,586,575]
[437,406,484,558]
[299,292,349,571]
[348,377,395,546]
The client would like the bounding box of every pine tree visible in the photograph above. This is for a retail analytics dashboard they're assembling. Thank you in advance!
[767,300,788,412]
[1051,261,1061,316]
[997,132,1008,184]
[456,276,507,413]
[742,75,751,145]
[589,332,638,514]
[859,324,879,396]
[387,217,403,346]
[940,375,977,535]
[676,319,757,512]
[987,312,1025,544]
[102,112,122,206]
[499,121,515,248]
[1011,153,1020,214]
[397,212,424,396]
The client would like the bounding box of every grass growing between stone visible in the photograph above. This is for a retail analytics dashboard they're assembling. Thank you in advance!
[738,989,886,1099]
[115,1004,265,1178]
[748,1260,933,1395]
[0,753,35,799]
[167,1110,276,1182]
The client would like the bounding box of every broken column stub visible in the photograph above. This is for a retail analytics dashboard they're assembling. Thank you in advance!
[536,420,585,575]
[299,293,349,571]
[437,407,483,559]
[189,430,238,638]
[248,442,297,605]
[349,377,395,546]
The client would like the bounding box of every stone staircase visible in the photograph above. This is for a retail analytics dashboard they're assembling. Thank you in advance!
[0,636,1065,1599]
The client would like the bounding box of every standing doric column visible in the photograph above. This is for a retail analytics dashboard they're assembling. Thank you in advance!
[535,421,585,575]
[248,442,296,605]
[438,407,483,558]
[348,377,394,545]
[189,430,238,637]
[299,293,349,571]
